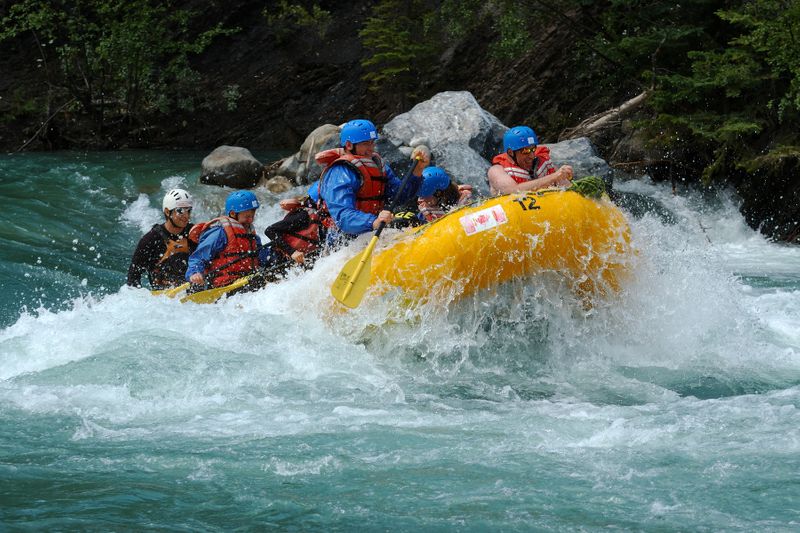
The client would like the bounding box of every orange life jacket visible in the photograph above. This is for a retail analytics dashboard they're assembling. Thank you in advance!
[151,224,193,288]
[491,146,556,184]
[190,216,259,287]
[316,148,388,215]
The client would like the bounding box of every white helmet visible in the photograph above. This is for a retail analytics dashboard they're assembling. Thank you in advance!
[163,188,193,211]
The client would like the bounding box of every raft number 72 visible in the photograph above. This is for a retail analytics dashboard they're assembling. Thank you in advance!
[514,194,540,211]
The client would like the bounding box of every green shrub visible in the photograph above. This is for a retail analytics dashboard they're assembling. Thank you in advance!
[264,1,331,44]
[1,0,237,131]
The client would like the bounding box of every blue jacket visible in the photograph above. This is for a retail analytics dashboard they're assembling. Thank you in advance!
[319,161,421,239]
[185,225,271,281]
[308,181,321,203]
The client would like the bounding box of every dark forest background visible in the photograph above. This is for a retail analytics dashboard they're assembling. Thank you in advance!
[2,0,798,240]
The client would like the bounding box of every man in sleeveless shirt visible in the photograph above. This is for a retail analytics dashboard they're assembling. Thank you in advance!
[487,126,573,195]
[127,189,196,290]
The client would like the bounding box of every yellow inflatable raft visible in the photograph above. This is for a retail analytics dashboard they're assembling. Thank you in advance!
[369,189,632,302]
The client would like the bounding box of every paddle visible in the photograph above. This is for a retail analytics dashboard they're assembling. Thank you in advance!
[331,154,423,308]
[153,237,265,299]
[163,282,190,297]
[153,250,259,299]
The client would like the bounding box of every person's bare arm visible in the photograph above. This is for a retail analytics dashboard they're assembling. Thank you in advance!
[488,165,570,195]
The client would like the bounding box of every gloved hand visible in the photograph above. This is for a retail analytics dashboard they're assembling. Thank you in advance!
[457,184,473,204]
[392,210,422,228]
[372,209,394,230]
[291,250,305,264]
[279,198,302,211]
[410,145,431,175]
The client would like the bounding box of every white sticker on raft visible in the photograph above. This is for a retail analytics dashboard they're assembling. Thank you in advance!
[459,205,508,236]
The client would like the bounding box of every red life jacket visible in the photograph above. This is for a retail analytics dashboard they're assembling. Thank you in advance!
[312,190,336,230]
[191,216,259,287]
[532,145,556,177]
[417,197,446,222]
[491,146,556,184]
[316,148,388,215]
[280,208,323,255]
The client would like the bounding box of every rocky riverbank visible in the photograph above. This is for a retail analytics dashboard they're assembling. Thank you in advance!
[1,2,797,243]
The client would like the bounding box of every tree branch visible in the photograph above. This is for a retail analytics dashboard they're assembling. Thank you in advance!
[15,98,76,152]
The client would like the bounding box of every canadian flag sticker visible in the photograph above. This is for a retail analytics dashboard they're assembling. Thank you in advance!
[460,205,508,236]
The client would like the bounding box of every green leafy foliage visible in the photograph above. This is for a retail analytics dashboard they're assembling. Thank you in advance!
[264,1,331,44]
[359,0,440,106]
[358,0,538,105]
[222,84,241,112]
[572,0,723,97]
[438,0,545,60]
[0,88,40,125]
[1,0,236,132]
[438,0,484,41]
[491,5,530,59]
[717,0,800,118]
[568,175,607,199]
[644,0,800,182]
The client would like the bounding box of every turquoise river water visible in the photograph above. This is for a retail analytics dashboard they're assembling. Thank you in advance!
[1,151,799,531]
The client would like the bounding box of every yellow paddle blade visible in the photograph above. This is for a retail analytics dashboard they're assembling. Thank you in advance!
[151,282,190,298]
[180,274,253,304]
[331,236,379,308]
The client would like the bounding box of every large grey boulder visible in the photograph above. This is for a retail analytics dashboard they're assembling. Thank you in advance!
[268,124,341,185]
[382,91,505,191]
[548,137,612,179]
[267,91,616,196]
[200,146,264,188]
[431,142,491,191]
[295,124,340,181]
[380,91,618,194]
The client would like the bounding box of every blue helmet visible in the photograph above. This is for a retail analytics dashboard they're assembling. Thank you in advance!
[340,119,378,146]
[419,167,451,197]
[225,190,260,214]
[503,125,538,152]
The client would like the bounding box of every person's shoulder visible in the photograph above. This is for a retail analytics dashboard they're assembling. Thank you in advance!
[137,224,165,244]
[146,222,164,234]
[326,163,359,183]
[487,164,506,177]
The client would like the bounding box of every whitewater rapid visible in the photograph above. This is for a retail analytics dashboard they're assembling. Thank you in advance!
[1,153,798,530]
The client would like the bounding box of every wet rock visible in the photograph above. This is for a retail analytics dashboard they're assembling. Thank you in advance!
[382,91,505,191]
[381,90,613,194]
[431,142,491,192]
[734,149,800,243]
[265,175,294,194]
[549,137,612,180]
[200,146,264,188]
[294,123,341,184]
[277,154,302,178]
[266,124,341,185]
[279,91,619,197]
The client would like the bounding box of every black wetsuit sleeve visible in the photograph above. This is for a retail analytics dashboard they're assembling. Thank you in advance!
[126,229,164,287]
[264,210,312,256]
